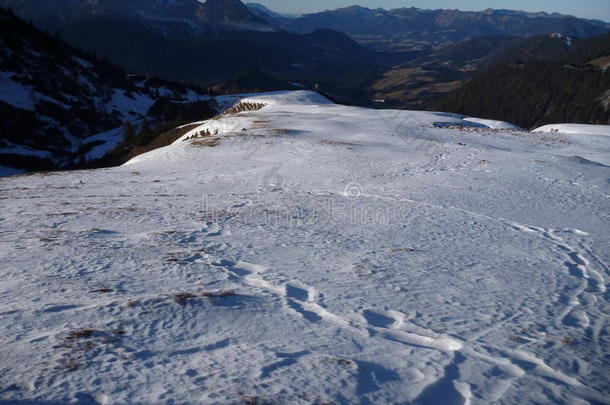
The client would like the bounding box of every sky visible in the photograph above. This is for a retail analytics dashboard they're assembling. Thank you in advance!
[252,0,610,22]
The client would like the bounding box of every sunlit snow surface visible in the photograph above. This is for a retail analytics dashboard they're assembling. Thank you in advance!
[1,91,609,405]
[534,123,610,137]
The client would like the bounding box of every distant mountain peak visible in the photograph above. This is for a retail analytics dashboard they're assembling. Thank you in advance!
[480,8,567,19]
[199,0,267,26]
[268,4,609,45]
[246,2,295,19]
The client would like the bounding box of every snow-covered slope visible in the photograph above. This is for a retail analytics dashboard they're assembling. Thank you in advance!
[534,123,610,137]
[0,7,210,172]
[1,91,609,405]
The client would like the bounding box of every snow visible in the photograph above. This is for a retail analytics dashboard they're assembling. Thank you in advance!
[0,165,25,177]
[107,89,156,121]
[463,117,522,130]
[0,72,36,111]
[72,57,94,70]
[82,125,126,161]
[1,91,609,404]
[0,71,72,111]
[0,141,54,159]
[533,123,610,137]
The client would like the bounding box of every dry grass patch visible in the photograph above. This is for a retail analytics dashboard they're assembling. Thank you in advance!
[65,329,98,340]
[588,56,610,68]
[320,140,358,147]
[189,138,220,147]
[202,290,236,303]
[174,293,198,305]
[242,396,273,405]
[126,300,140,308]
[330,357,354,366]
[214,102,267,120]
[391,247,414,252]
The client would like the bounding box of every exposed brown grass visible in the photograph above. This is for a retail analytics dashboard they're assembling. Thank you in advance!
[59,359,83,372]
[214,102,266,120]
[65,329,97,340]
[189,138,220,147]
[391,247,414,252]
[202,290,236,299]
[431,80,464,93]
[330,357,354,366]
[588,56,610,68]
[174,293,198,305]
[243,396,272,405]
[320,140,358,147]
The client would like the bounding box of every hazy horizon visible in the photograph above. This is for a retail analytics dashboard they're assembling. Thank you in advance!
[250,0,610,22]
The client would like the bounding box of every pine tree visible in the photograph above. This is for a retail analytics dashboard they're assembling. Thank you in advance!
[123,122,136,146]
[138,120,152,145]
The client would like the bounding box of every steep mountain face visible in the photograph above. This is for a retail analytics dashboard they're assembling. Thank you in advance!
[0,7,209,171]
[265,6,610,50]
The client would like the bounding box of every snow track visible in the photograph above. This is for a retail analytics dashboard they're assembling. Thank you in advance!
[1,91,609,404]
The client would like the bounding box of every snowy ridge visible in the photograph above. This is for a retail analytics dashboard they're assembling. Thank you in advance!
[1,91,609,404]
[534,123,610,137]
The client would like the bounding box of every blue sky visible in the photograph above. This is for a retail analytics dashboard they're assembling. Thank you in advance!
[252,0,610,21]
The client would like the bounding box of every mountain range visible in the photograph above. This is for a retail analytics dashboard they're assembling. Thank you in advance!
[0,0,380,86]
[259,5,610,51]
[0,0,270,34]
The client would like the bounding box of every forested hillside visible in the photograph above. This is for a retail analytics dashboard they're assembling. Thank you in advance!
[433,33,610,128]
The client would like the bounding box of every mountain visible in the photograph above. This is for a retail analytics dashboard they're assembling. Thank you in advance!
[0,0,271,34]
[432,33,610,128]
[0,0,379,87]
[347,32,609,110]
[0,7,211,172]
[246,2,293,20]
[198,0,270,31]
[57,21,379,85]
[266,5,610,51]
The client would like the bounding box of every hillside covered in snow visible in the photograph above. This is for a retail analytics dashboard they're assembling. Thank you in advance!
[0,7,211,174]
[1,91,609,404]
